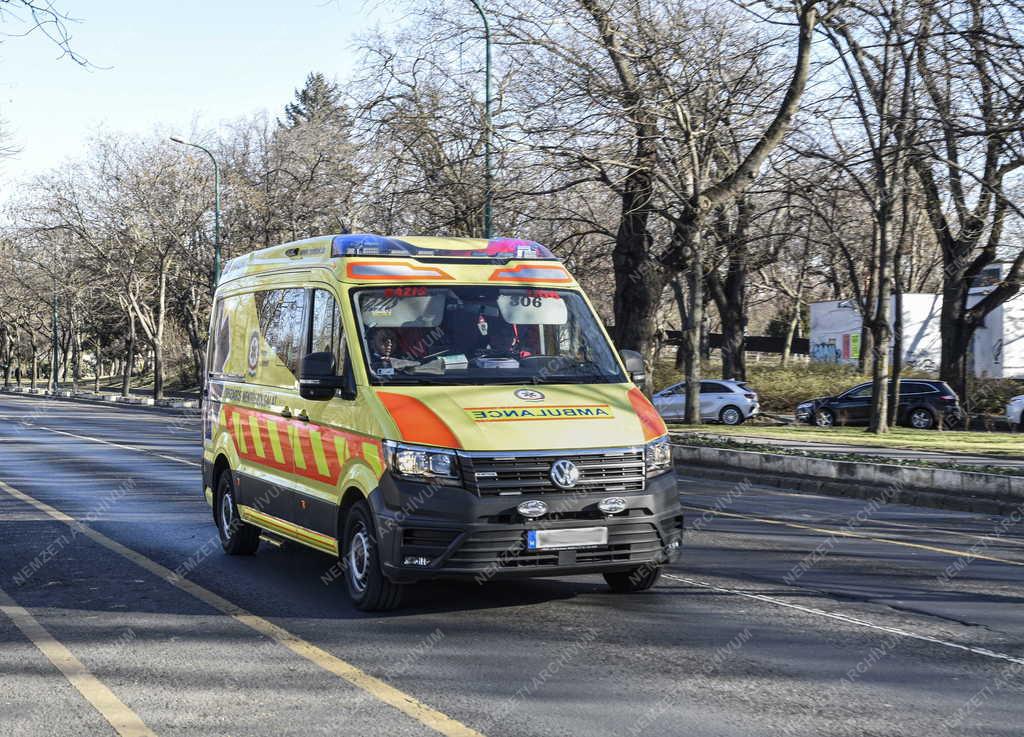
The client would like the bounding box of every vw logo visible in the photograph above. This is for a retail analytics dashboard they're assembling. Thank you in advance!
[515,388,545,402]
[517,499,548,519]
[549,459,580,489]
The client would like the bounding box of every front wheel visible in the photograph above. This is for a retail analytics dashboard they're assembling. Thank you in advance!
[719,405,744,425]
[215,470,260,555]
[343,501,403,611]
[814,409,836,428]
[908,408,936,430]
[604,565,661,593]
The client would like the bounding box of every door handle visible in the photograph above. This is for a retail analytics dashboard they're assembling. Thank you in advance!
[281,406,292,419]
[298,409,310,422]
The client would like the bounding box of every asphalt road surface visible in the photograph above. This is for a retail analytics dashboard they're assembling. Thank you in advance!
[1,394,1022,737]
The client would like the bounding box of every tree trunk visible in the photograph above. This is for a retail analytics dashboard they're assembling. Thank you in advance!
[153,266,167,401]
[94,338,102,393]
[72,330,82,394]
[122,312,136,398]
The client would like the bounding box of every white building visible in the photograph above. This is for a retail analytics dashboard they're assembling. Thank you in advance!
[809,266,1024,379]
[809,294,943,370]
[969,263,1024,379]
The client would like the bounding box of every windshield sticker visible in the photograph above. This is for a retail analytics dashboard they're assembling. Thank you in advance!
[466,404,613,422]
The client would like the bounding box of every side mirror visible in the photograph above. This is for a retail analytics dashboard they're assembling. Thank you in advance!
[620,349,646,387]
[299,351,342,401]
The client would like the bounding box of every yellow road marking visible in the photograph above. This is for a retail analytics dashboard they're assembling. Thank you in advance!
[0,479,484,737]
[678,478,1024,547]
[0,584,158,737]
[682,504,1024,567]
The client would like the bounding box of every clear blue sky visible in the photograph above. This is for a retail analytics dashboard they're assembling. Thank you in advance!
[0,0,397,180]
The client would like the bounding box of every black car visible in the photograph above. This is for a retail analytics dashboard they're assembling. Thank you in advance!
[795,380,961,429]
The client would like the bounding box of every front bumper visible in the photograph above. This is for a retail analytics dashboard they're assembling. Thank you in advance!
[370,470,683,583]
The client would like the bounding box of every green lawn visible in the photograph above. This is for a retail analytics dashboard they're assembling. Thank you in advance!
[669,423,1024,458]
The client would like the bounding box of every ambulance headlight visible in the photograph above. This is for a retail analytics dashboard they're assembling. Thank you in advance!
[384,441,461,485]
[645,436,673,477]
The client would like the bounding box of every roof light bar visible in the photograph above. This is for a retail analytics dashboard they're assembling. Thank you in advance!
[330,234,557,260]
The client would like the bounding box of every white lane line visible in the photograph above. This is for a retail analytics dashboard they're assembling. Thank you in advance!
[9,423,199,468]
[663,573,1024,666]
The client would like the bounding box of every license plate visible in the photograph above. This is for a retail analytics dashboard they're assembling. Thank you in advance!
[526,526,608,550]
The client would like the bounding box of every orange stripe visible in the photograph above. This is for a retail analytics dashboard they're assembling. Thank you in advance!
[377,392,461,448]
[628,387,667,441]
[346,261,453,280]
[224,404,382,483]
[488,263,572,282]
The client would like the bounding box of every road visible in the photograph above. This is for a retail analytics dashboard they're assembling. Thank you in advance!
[0,394,1022,737]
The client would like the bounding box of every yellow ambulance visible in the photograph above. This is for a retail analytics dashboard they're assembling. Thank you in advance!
[202,234,683,610]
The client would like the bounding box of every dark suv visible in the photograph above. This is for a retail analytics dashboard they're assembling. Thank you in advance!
[795,380,962,429]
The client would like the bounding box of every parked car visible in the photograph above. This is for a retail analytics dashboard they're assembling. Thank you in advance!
[1007,395,1024,432]
[795,380,961,429]
[653,380,759,425]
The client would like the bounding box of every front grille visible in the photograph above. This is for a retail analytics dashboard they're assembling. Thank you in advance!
[445,522,663,570]
[460,448,645,496]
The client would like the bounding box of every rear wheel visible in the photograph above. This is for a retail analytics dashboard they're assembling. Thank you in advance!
[908,408,936,430]
[814,409,836,428]
[719,405,743,425]
[604,565,661,593]
[215,470,260,555]
[343,501,403,611]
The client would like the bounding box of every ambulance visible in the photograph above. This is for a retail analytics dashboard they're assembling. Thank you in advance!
[202,234,683,610]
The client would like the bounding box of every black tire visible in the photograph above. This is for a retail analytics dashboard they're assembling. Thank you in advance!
[907,407,936,430]
[719,405,744,425]
[342,501,403,611]
[215,470,260,555]
[604,565,662,593]
[814,409,836,428]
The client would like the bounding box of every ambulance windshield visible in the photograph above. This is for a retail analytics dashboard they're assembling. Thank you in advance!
[353,286,626,386]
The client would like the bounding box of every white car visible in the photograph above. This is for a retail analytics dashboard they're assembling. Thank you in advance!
[653,379,759,425]
[1007,395,1024,432]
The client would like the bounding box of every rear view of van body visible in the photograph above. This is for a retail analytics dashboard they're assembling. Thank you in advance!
[202,234,683,610]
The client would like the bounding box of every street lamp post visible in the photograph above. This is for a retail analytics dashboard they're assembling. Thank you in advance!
[170,136,221,292]
[469,0,493,239]
[51,274,59,393]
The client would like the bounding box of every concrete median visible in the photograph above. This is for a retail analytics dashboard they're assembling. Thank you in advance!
[672,443,1024,515]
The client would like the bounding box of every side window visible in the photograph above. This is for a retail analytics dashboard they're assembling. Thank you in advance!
[850,385,873,398]
[700,382,728,394]
[900,382,933,395]
[208,296,236,377]
[255,289,306,379]
[310,288,346,374]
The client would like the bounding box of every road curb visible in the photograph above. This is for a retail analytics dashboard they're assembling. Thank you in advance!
[673,444,1024,516]
[0,387,200,417]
